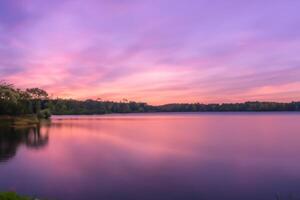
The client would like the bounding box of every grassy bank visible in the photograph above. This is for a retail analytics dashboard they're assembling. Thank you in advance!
[0,192,48,200]
[0,115,39,127]
[0,192,36,200]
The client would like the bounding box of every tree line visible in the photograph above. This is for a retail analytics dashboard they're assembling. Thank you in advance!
[49,100,300,114]
[1,82,300,117]
[0,81,51,118]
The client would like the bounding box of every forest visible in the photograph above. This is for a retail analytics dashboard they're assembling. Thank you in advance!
[0,82,51,118]
[1,82,300,117]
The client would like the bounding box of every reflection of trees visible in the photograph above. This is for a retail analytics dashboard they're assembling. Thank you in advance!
[0,124,49,162]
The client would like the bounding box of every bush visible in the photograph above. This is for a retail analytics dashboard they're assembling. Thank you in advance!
[37,109,51,119]
[0,192,31,200]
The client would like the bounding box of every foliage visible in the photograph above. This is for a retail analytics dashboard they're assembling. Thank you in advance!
[49,99,149,115]
[49,100,300,115]
[0,192,31,200]
[26,88,48,100]
[37,109,51,119]
[155,101,300,112]
[0,82,50,118]
[1,82,300,116]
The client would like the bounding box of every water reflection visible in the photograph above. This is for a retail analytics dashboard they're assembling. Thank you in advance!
[0,124,49,162]
[1,113,300,200]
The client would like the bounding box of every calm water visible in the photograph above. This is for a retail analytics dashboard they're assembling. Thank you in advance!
[1,113,300,200]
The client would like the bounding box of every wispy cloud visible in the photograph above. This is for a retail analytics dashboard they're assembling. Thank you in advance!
[1,0,300,104]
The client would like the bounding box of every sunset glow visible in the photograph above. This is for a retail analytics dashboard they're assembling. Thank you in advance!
[1,0,300,104]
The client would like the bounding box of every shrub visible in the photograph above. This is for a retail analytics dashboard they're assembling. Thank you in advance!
[0,192,31,200]
[37,109,51,119]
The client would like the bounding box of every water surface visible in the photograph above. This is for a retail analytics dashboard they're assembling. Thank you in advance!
[1,113,300,200]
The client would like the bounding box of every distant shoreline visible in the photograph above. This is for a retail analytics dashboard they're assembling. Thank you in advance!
[48,100,300,115]
[51,110,300,115]
[1,82,300,117]
[50,110,300,117]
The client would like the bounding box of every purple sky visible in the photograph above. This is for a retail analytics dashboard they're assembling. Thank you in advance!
[1,0,300,104]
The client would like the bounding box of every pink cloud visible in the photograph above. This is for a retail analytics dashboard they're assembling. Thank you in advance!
[1,0,300,104]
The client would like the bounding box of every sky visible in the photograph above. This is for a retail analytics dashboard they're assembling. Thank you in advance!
[0,0,300,104]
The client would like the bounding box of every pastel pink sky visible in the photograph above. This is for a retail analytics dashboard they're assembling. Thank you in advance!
[1,0,300,104]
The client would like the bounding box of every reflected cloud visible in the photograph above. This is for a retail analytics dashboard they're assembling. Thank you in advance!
[1,114,300,199]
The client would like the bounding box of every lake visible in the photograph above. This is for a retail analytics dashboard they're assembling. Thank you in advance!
[1,113,300,200]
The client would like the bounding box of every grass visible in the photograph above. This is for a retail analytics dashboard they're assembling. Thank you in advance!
[0,115,39,127]
[0,192,32,200]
